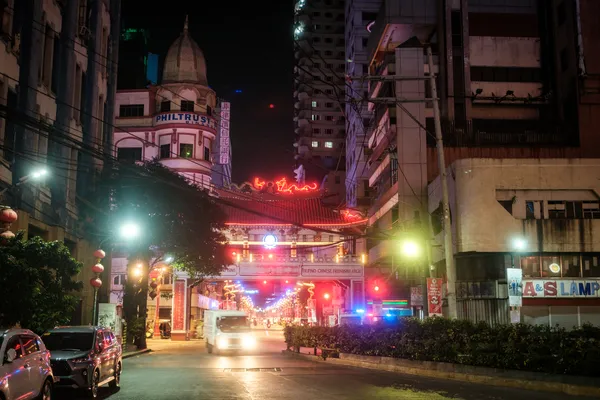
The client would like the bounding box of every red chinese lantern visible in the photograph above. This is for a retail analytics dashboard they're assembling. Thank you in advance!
[93,249,106,259]
[0,208,18,224]
[90,278,102,288]
[149,290,157,300]
[0,230,15,239]
[150,281,158,289]
[91,263,104,273]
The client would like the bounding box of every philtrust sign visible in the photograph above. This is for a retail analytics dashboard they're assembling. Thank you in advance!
[154,112,217,130]
[523,279,600,298]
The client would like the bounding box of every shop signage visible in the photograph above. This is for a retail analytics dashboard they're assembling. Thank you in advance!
[219,102,230,164]
[221,265,238,276]
[410,286,424,307]
[507,268,523,307]
[172,280,186,331]
[427,278,443,316]
[154,112,217,129]
[523,279,600,298]
[240,265,300,276]
[301,265,363,277]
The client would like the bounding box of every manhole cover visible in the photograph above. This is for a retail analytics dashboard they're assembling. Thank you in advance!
[223,368,282,372]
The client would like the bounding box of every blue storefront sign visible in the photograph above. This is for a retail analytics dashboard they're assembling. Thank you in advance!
[154,112,217,129]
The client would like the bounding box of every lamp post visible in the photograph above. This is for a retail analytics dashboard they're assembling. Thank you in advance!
[90,221,142,325]
[0,168,49,198]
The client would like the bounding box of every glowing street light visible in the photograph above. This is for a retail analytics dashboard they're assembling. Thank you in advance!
[30,168,48,179]
[401,240,420,258]
[120,222,141,239]
[512,237,527,252]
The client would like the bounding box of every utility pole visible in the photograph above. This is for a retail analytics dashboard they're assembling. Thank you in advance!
[426,45,457,319]
[363,45,457,319]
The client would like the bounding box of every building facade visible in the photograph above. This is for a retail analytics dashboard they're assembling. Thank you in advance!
[0,0,121,324]
[114,17,217,189]
[344,0,381,208]
[293,0,347,203]
[361,0,600,287]
[429,158,600,328]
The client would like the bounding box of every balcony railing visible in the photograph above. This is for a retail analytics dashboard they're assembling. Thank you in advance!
[425,118,578,147]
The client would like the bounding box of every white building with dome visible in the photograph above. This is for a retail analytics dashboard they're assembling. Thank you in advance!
[114,17,219,188]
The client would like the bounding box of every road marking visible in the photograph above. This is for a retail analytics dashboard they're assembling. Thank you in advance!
[223,367,282,372]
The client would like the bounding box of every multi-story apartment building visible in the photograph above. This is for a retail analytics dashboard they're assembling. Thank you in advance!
[0,0,121,324]
[293,0,347,204]
[344,0,381,209]
[359,0,600,324]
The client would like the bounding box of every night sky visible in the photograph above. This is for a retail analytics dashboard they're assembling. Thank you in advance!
[121,1,295,184]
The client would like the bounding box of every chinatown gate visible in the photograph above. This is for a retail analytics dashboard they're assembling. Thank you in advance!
[111,179,367,341]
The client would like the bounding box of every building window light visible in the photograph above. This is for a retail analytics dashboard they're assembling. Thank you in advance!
[325,141,333,148]
[311,101,317,107]
[312,141,319,148]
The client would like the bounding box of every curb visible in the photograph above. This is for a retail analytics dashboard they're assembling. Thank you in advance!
[122,348,152,359]
[282,350,600,398]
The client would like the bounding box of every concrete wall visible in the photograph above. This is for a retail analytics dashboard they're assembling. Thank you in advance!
[428,158,600,262]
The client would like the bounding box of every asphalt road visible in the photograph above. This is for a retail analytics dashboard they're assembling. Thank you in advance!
[58,330,595,400]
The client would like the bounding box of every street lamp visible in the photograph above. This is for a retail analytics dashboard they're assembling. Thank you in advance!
[401,240,421,258]
[0,167,50,197]
[512,237,527,252]
[91,221,142,325]
[120,222,141,239]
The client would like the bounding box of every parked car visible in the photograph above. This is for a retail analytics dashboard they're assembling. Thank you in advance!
[0,328,54,400]
[43,326,122,398]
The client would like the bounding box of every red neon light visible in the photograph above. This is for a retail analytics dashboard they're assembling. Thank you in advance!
[251,177,319,195]
[254,178,266,189]
[274,177,318,194]
[341,210,363,220]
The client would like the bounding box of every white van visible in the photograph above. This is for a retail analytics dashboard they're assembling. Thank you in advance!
[203,310,256,354]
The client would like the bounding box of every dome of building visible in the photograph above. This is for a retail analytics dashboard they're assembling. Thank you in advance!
[162,16,208,85]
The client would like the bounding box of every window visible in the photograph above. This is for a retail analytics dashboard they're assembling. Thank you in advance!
[326,102,333,108]
[312,141,319,147]
[4,336,23,361]
[22,336,40,355]
[313,11,320,17]
[312,128,321,134]
[160,101,171,112]
[112,274,126,285]
[325,128,333,134]
[325,12,332,18]
[325,141,333,148]
[41,25,54,88]
[160,143,170,159]
[325,115,334,121]
[311,114,320,121]
[324,37,333,43]
[51,30,60,93]
[181,100,194,112]
[311,101,317,107]
[525,201,535,219]
[119,104,144,117]
[179,143,193,158]
[117,147,142,163]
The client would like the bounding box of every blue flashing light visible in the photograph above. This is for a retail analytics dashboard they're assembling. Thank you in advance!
[356,309,365,314]
[385,313,392,318]
[235,89,242,93]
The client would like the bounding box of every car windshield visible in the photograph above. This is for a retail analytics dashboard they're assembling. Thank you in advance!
[42,332,94,351]
[219,316,250,332]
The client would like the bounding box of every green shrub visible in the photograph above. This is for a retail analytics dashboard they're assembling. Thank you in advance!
[283,318,600,377]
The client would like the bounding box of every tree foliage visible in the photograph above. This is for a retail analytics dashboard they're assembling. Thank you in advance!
[0,233,83,334]
[83,160,228,348]
[89,159,227,277]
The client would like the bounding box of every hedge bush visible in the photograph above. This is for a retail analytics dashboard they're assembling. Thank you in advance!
[284,318,600,377]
